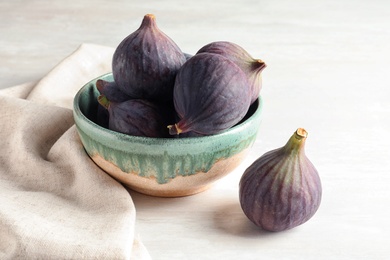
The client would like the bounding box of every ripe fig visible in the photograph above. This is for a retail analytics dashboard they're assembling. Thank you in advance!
[96,79,131,103]
[98,95,168,138]
[112,14,186,101]
[197,41,266,104]
[239,128,322,232]
[168,53,251,136]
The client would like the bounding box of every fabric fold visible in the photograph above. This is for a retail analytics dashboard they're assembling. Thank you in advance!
[0,44,151,259]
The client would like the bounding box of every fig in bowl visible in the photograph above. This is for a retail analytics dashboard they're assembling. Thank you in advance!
[73,73,263,197]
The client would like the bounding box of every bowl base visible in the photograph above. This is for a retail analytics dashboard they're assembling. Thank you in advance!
[90,148,250,197]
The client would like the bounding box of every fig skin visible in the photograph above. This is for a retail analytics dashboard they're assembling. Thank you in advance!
[196,41,266,104]
[96,79,131,103]
[112,14,186,101]
[98,95,168,138]
[239,128,322,232]
[168,53,251,136]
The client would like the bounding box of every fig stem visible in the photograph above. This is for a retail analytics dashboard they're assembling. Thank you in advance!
[295,128,308,139]
[253,59,267,72]
[97,95,110,110]
[141,14,157,28]
[283,128,308,153]
[167,124,182,135]
[96,79,104,93]
[145,13,156,19]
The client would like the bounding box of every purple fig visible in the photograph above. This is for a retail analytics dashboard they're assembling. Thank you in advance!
[96,79,131,103]
[239,128,322,232]
[167,53,251,136]
[98,95,168,138]
[197,41,266,104]
[112,14,186,101]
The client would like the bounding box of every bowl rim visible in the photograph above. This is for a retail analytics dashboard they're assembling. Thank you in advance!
[73,73,263,146]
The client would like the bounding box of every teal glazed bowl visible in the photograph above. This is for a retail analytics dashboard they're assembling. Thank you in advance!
[73,73,263,197]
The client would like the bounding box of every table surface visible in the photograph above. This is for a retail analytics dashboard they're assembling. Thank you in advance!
[1,0,389,259]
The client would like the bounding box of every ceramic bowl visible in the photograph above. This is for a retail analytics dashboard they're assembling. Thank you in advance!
[73,73,263,197]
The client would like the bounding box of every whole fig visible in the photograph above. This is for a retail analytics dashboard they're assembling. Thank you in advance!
[197,41,266,104]
[239,128,322,232]
[98,95,168,138]
[167,53,251,136]
[96,79,131,103]
[112,14,186,101]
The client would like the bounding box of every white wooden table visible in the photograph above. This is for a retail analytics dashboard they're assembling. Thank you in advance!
[1,0,389,259]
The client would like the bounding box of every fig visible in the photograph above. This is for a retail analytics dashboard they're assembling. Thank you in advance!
[168,53,251,136]
[98,95,168,138]
[196,41,266,104]
[112,14,186,101]
[239,128,322,232]
[96,79,131,103]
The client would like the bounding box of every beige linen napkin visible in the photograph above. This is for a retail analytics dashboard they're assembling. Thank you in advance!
[0,44,151,259]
